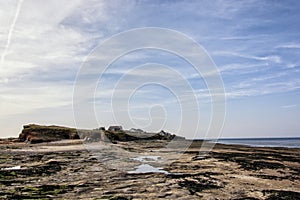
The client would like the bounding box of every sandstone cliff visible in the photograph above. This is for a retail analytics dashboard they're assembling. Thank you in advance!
[19,124,79,144]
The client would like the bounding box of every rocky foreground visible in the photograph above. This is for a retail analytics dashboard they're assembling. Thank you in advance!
[0,138,299,200]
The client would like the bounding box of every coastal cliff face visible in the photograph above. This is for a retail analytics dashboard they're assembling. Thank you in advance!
[18,124,79,144]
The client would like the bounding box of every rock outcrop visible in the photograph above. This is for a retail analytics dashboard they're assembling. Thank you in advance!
[19,124,79,144]
[104,129,182,142]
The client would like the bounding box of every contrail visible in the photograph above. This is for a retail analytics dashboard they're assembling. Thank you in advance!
[1,0,24,65]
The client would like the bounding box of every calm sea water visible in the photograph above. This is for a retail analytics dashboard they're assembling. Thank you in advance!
[215,137,300,148]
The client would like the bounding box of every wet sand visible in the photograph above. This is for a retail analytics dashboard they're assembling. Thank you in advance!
[0,139,299,199]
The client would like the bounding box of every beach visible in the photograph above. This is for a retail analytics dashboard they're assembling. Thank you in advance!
[0,139,299,199]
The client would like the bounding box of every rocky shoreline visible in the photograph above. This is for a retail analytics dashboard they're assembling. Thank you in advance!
[0,137,299,199]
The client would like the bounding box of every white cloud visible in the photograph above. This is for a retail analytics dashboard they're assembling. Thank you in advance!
[0,0,114,122]
[0,83,73,116]
[0,0,84,77]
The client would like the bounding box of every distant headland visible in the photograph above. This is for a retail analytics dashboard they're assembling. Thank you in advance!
[17,124,185,144]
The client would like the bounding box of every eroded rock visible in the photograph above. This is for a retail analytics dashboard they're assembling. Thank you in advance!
[19,124,79,143]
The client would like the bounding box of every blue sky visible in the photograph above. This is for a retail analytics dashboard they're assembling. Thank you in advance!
[0,0,300,138]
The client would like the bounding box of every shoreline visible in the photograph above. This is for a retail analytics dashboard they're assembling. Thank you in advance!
[2,137,300,149]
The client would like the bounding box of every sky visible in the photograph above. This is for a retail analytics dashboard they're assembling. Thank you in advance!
[0,0,300,139]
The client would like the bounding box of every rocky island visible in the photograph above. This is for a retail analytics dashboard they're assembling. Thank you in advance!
[0,124,299,199]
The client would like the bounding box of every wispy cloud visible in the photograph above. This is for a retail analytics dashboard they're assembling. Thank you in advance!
[212,51,281,64]
[281,104,297,109]
[0,0,23,65]
[276,43,300,49]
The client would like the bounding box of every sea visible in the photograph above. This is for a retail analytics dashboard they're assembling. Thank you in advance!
[215,137,300,148]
